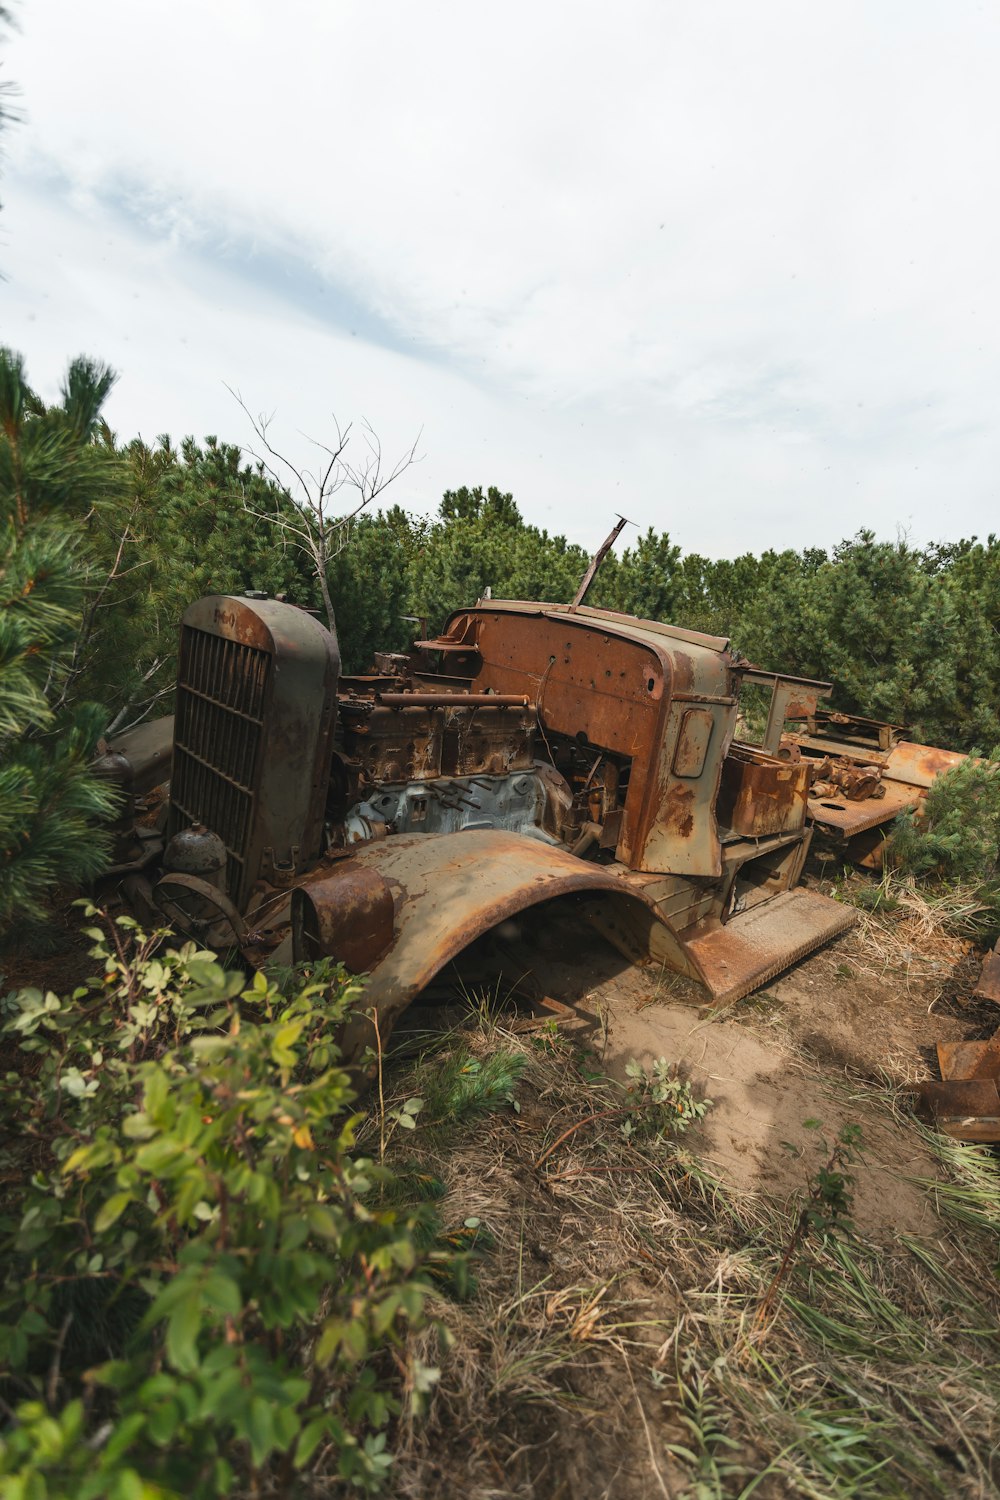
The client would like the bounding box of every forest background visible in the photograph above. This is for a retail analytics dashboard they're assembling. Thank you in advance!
[43,407,1000,745]
[4,348,1000,920]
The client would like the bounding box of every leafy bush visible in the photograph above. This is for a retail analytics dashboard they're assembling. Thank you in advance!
[621,1057,712,1140]
[888,751,1000,938]
[0,916,450,1497]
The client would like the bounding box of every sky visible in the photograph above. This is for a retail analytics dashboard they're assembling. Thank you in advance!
[2,0,999,558]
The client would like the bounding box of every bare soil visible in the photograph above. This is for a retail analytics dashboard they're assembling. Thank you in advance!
[386,871,1000,1499]
[441,877,987,1245]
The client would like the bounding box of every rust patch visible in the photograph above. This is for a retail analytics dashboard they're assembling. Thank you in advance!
[293,864,395,974]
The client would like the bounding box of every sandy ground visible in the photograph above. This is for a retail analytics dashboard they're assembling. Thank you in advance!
[430,871,996,1248]
[389,878,1000,1500]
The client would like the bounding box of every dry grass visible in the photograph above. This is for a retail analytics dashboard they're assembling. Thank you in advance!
[361,996,1000,1500]
[841,871,981,985]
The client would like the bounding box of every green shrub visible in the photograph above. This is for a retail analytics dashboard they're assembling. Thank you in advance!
[888,751,1000,938]
[0,916,450,1497]
[0,350,122,931]
[621,1057,712,1141]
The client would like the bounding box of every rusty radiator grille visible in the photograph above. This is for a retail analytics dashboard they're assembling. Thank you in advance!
[169,625,271,906]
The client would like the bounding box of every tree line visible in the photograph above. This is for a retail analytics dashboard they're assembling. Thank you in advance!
[4,346,1000,922]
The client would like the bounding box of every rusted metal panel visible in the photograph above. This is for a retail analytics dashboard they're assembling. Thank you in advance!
[294,865,395,974]
[433,602,739,877]
[464,599,732,653]
[642,700,733,877]
[718,747,810,838]
[916,1078,1000,1142]
[807,777,919,838]
[680,887,856,1004]
[292,829,705,1064]
[922,1002,1000,1141]
[974,942,1000,1004]
[804,738,969,844]
[936,1035,1000,1080]
[883,740,967,789]
[673,709,715,778]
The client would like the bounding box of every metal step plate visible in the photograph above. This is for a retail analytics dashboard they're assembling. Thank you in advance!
[683,888,856,1004]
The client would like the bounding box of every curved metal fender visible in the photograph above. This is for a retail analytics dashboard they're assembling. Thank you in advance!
[293,829,706,1066]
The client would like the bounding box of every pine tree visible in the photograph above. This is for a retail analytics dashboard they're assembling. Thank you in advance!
[0,349,119,929]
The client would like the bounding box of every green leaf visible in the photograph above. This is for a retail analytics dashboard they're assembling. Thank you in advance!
[295,1414,332,1468]
[165,1294,202,1373]
[102,1410,147,1464]
[307,1205,342,1241]
[202,1272,241,1317]
[94,1191,132,1234]
[246,1394,276,1466]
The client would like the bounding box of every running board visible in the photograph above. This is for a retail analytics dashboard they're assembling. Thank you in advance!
[682,888,856,1005]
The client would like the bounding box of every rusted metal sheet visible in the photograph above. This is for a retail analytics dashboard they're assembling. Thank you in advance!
[922,1001,1000,1141]
[718,746,810,838]
[680,888,855,1004]
[916,1078,1000,1142]
[673,708,716,778]
[974,941,1000,1004]
[807,777,919,838]
[295,865,395,974]
[936,1035,1000,1080]
[433,602,738,877]
[884,740,968,789]
[805,738,968,846]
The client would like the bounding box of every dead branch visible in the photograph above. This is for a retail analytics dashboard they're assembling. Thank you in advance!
[226,384,421,636]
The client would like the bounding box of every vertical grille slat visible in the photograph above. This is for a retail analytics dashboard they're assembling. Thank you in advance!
[169,625,271,908]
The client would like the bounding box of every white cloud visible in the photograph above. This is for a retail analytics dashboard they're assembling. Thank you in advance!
[2,0,999,557]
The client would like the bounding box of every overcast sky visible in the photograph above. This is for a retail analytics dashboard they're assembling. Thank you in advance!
[2,1,999,558]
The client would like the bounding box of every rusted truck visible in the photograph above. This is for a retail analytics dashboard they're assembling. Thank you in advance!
[99,591,961,1063]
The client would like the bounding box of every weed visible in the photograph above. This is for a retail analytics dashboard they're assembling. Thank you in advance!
[757,1120,864,1327]
[851,882,901,915]
[664,1356,753,1499]
[622,1056,713,1139]
[410,1045,525,1125]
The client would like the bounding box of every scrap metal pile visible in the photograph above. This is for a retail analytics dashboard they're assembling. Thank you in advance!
[919,941,1000,1143]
